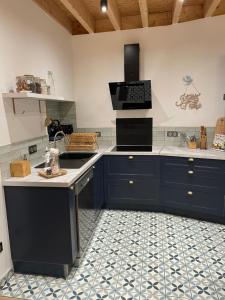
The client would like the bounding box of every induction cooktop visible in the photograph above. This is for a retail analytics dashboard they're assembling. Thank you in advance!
[111,145,152,152]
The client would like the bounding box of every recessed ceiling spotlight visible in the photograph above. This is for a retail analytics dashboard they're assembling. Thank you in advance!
[100,0,108,13]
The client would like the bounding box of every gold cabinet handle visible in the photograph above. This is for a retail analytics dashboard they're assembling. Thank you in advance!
[188,158,194,162]
[129,180,134,185]
[187,191,193,196]
[188,170,194,175]
[128,156,134,160]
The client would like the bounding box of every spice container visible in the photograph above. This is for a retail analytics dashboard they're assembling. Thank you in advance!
[34,77,41,94]
[40,79,48,94]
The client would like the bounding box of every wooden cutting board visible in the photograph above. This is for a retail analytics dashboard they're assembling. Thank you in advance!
[215,117,225,135]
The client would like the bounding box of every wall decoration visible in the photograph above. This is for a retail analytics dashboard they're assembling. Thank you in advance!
[176,76,202,110]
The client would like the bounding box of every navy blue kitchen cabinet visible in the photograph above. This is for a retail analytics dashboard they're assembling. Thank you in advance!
[104,155,160,210]
[160,156,225,222]
[4,186,78,278]
[93,157,104,210]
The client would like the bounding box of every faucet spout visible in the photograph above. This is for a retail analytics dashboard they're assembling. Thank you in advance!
[53,131,67,149]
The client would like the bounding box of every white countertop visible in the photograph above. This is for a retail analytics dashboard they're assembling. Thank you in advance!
[3,146,225,188]
[161,146,225,160]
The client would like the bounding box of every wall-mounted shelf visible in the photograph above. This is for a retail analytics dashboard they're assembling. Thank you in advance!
[2,92,67,102]
[2,92,74,114]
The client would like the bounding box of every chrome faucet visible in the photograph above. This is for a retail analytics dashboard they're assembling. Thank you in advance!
[53,131,68,149]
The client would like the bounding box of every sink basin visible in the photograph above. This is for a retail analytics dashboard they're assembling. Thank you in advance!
[35,152,97,169]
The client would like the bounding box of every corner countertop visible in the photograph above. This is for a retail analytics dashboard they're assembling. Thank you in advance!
[3,146,225,188]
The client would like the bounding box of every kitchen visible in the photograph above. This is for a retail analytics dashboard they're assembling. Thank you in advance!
[1,0,225,299]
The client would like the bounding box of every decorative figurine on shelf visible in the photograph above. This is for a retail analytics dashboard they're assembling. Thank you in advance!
[176,75,202,110]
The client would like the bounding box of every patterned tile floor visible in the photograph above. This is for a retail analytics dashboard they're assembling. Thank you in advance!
[1,210,225,300]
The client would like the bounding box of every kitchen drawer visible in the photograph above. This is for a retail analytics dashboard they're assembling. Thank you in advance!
[104,155,160,177]
[161,183,225,217]
[161,164,222,188]
[105,176,159,209]
[161,156,224,172]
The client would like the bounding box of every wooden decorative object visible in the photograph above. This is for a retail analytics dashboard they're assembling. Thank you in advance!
[10,160,31,177]
[176,76,202,110]
[38,169,67,179]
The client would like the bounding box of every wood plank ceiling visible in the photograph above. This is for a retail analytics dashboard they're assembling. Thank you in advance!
[33,0,225,35]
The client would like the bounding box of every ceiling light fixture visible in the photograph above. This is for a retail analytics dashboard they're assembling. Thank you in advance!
[100,0,108,13]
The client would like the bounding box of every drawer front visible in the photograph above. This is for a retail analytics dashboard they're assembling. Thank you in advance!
[105,155,160,177]
[105,176,159,208]
[161,183,225,216]
[161,156,224,188]
[161,156,224,171]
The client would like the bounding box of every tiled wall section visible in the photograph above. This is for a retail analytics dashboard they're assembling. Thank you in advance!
[0,136,65,179]
[46,101,77,130]
[0,126,216,180]
[76,127,215,148]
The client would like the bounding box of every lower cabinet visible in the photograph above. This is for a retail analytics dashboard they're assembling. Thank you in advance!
[104,155,160,210]
[104,155,225,223]
[160,156,225,222]
[4,186,78,278]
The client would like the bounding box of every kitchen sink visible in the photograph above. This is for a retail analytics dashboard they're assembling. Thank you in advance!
[35,152,97,169]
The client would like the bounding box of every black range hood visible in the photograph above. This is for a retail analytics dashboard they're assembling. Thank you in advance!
[109,44,152,110]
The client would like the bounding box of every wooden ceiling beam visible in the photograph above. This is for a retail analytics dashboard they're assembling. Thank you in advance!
[172,0,184,24]
[59,0,95,33]
[107,0,121,30]
[138,0,149,27]
[204,0,222,17]
[33,0,74,34]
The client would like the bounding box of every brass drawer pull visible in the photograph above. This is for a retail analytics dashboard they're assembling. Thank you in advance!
[188,158,194,162]
[129,180,134,185]
[128,156,134,160]
[188,170,194,175]
[187,191,193,196]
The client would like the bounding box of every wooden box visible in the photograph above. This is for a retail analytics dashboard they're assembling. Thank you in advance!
[10,160,31,177]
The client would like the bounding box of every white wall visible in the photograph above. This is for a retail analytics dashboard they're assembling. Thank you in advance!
[0,170,12,280]
[73,16,225,128]
[0,0,75,280]
[0,0,74,146]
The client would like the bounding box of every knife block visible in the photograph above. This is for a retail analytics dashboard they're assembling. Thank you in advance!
[10,160,31,177]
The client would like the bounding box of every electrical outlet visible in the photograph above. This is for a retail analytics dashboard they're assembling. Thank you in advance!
[0,242,3,253]
[28,145,37,155]
[167,131,179,138]
[96,131,101,137]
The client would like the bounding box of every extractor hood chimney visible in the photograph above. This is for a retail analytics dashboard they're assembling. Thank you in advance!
[124,44,140,82]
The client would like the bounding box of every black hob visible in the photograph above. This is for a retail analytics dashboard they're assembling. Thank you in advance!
[111,145,152,152]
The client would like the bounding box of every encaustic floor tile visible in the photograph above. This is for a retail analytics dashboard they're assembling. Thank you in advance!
[1,210,225,300]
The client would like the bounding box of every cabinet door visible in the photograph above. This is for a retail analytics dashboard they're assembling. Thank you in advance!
[93,157,104,209]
